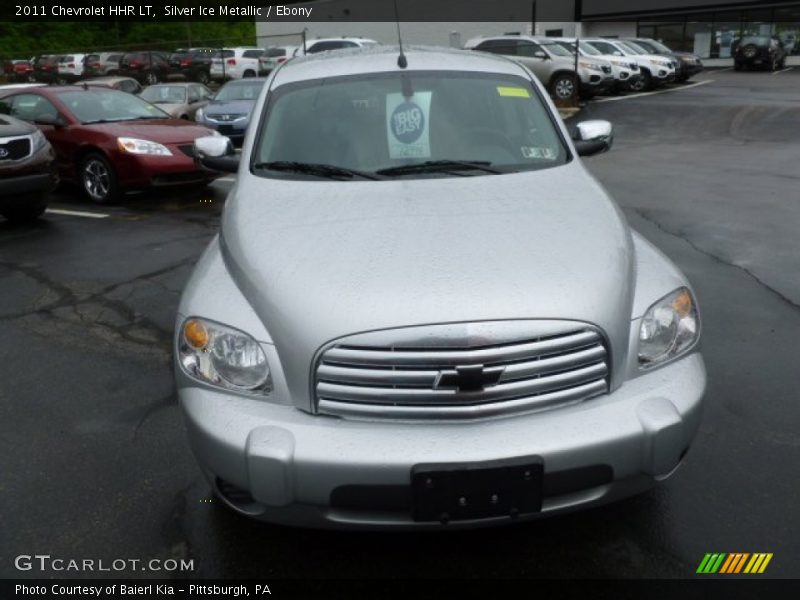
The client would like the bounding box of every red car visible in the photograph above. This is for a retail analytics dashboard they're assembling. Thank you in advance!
[0,86,220,203]
[3,60,34,82]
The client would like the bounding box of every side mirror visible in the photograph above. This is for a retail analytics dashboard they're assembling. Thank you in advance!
[34,113,65,128]
[194,135,238,173]
[534,50,549,59]
[572,120,614,157]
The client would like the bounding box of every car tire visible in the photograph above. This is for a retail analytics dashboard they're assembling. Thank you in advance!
[243,69,256,78]
[196,71,210,84]
[628,70,650,92]
[80,153,119,204]
[144,70,160,85]
[549,73,577,100]
[1,199,48,224]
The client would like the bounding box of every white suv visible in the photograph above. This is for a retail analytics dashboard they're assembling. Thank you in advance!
[552,38,641,92]
[56,53,87,83]
[294,37,379,57]
[583,39,675,91]
[210,48,264,81]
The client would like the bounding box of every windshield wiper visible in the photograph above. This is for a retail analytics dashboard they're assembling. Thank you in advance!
[253,161,381,181]
[375,160,505,177]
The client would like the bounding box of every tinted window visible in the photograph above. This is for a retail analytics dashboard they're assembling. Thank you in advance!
[9,94,59,121]
[517,41,543,57]
[475,40,519,55]
[242,49,264,58]
[264,47,288,57]
[255,71,567,178]
[308,41,358,53]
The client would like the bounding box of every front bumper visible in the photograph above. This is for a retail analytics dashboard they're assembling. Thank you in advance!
[179,351,706,529]
[112,149,215,190]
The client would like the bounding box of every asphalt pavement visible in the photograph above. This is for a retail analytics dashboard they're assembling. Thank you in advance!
[1,69,798,579]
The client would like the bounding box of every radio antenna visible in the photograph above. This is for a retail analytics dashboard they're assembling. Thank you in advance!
[394,0,407,68]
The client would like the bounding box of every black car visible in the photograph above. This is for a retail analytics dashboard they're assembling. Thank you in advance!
[734,36,787,71]
[168,48,216,84]
[0,113,57,223]
[625,38,704,82]
[117,51,171,85]
[32,54,63,83]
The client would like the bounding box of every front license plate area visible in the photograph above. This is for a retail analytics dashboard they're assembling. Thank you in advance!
[411,456,543,522]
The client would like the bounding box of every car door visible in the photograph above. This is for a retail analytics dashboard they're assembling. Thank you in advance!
[7,93,73,176]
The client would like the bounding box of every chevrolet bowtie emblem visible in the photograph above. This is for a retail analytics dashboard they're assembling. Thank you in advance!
[434,364,505,392]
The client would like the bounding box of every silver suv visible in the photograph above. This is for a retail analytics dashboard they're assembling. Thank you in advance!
[465,35,614,100]
[179,46,706,529]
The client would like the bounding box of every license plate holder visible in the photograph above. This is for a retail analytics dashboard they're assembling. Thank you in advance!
[411,456,543,522]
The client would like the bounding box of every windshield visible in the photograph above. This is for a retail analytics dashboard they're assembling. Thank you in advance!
[586,41,624,56]
[141,85,187,104]
[541,42,573,57]
[638,39,672,53]
[215,80,265,102]
[618,41,646,55]
[55,89,169,123]
[577,41,601,56]
[254,71,568,179]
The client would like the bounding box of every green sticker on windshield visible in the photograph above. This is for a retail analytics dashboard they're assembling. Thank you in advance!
[497,86,531,98]
[386,92,432,159]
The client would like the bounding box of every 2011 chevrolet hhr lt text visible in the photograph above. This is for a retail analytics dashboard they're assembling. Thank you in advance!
[175,46,706,529]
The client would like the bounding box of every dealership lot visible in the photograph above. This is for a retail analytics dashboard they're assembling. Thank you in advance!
[1,69,799,578]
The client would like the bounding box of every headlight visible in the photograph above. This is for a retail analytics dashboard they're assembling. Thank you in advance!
[178,317,272,393]
[611,59,628,68]
[195,107,204,122]
[579,61,603,72]
[638,287,700,368]
[117,137,172,156]
[30,128,49,152]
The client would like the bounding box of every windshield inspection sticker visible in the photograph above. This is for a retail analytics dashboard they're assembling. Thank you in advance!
[497,86,531,98]
[386,92,432,159]
[521,146,558,160]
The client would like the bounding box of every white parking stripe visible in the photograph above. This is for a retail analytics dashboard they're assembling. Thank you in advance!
[46,208,109,219]
[772,67,793,75]
[592,79,714,103]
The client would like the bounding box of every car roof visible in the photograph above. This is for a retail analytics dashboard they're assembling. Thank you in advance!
[273,45,528,87]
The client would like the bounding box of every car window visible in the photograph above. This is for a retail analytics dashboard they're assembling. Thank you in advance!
[517,41,543,57]
[215,80,265,101]
[589,41,624,56]
[54,89,168,123]
[308,41,358,53]
[540,42,572,57]
[475,40,518,56]
[9,93,59,121]
[255,71,568,178]
[242,50,264,59]
[107,54,121,62]
[264,47,288,57]
[141,85,188,104]
[618,41,645,55]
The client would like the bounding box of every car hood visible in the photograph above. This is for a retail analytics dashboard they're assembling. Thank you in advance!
[221,162,635,402]
[84,119,214,143]
[204,99,254,116]
[0,114,36,136]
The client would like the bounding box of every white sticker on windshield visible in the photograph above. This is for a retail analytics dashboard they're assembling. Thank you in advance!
[521,146,558,160]
[386,92,432,160]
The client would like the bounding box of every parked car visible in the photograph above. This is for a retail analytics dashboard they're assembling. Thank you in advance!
[0,86,219,203]
[0,113,57,223]
[209,48,264,81]
[77,76,143,95]
[32,55,63,83]
[168,48,216,84]
[3,59,35,83]
[140,83,213,120]
[56,53,88,83]
[0,83,47,91]
[257,45,298,75]
[465,35,614,100]
[82,52,123,78]
[624,38,703,83]
[180,46,706,529]
[194,78,266,146]
[117,51,171,85]
[294,37,380,57]
[733,35,787,71]
[582,39,675,91]
[552,38,641,93]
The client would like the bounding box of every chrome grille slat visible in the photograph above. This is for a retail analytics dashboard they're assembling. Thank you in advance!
[318,362,607,405]
[318,380,608,420]
[314,323,610,419]
[323,330,600,367]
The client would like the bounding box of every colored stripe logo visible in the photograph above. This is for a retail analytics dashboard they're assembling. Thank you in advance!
[697,553,773,574]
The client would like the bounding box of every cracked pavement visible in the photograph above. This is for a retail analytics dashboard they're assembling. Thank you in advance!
[1,69,799,579]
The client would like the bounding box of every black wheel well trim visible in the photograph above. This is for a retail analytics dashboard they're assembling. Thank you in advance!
[549,70,578,85]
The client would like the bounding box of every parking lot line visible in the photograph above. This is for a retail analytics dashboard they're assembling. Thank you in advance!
[46,208,110,219]
[592,79,714,103]
[773,67,794,75]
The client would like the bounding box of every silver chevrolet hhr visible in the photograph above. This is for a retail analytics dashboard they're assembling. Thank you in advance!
[176,46,706,529]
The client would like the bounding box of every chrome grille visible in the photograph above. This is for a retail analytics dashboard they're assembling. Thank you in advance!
[315,322,609,420]
[0,135,32,161]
